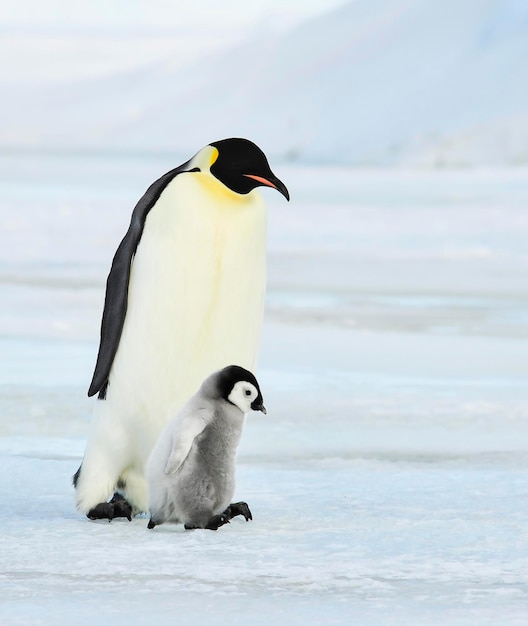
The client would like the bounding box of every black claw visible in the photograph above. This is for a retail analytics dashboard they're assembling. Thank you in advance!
[224,502,252,522]
[109,493,133,521]
[205,514,230,531]
[87,502,115,521]
[87,493,133,522]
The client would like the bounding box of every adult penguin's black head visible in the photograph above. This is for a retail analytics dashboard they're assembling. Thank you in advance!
[209,138,289,201]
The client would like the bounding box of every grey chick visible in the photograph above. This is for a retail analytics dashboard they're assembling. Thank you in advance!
[146,365,266,531]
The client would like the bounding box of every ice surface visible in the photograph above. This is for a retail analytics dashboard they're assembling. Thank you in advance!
[1,156,528,624]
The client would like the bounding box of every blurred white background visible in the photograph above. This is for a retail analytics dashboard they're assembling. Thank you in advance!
[2,0,528,165]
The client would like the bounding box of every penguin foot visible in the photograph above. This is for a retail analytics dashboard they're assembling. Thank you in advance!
[184,514,230,531]
[147,519,157,529]
[205,514,231,531]
[224,501,253,522]
[87,493,133,522]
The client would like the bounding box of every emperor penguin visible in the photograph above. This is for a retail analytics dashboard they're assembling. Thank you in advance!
[73,138,288,521]
[146,365,266,531]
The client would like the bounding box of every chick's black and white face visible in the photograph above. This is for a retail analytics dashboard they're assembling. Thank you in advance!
[228,381,265,414]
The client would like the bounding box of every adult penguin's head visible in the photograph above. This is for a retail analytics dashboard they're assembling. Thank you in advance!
[208,138,290,201]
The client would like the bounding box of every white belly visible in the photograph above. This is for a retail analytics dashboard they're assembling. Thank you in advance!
[106,172,267,452]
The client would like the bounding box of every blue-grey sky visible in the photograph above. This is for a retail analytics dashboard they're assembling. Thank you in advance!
[1,0,347,81]
[1,0,346,30]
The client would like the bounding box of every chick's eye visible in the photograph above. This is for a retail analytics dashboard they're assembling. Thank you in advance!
[245,389,251,396]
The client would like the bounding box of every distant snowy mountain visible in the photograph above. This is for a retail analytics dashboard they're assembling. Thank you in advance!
[3,0,528,165]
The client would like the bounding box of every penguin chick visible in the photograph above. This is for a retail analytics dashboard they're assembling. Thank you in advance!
[146,365,266,531]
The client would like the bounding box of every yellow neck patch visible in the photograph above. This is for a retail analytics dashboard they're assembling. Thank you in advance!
[209,146,219,167]
[195,170,251,204]
[189,145,219,172]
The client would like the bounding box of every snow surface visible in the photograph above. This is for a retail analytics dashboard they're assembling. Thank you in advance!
[1,154,527,624]
[2,0,528,165]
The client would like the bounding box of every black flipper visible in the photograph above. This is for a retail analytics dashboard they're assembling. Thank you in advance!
[87,160,195,398]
